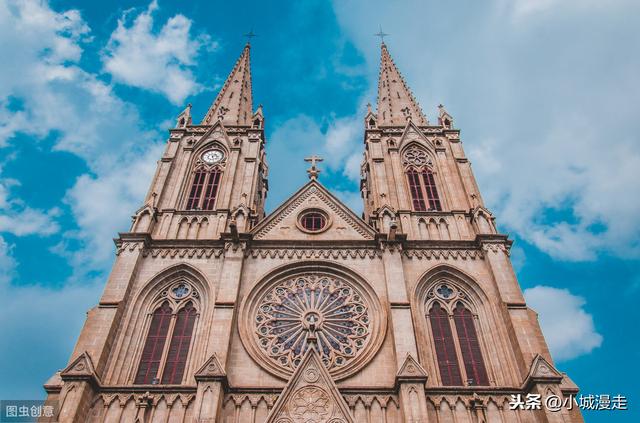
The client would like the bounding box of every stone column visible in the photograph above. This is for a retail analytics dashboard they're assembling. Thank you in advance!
[396,355,429,423]
[380,242,418,366]
[193,240,246,421]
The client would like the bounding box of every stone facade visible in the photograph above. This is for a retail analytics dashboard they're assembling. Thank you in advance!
[43,42,584,423]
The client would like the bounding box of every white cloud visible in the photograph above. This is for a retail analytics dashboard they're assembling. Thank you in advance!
[0,0,165,273]
[524,285,602,361]
[0,236,17,285]
[267,114,364,211]
[324,116,361,174]
[332,0,640,261]
[0,180,60,237]
[0,1,164,398]
[60,144,162,270]
[103,0,214,104]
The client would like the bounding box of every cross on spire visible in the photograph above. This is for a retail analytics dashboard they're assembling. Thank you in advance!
[304,155,323,180]
[244,29,257,44]
[374,26,389,44]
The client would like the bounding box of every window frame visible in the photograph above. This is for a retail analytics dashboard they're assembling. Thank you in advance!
[185,165,224,211]
[134,283,200,385]
[423,287,491,387]
[405,165,442,212]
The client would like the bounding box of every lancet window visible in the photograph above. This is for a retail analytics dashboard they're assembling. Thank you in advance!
[185,147,225,210]
[134,281,199,385]
[426,283,489,386]
[403,146,442,211]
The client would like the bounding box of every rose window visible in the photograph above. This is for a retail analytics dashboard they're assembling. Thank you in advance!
[253,274,371,374]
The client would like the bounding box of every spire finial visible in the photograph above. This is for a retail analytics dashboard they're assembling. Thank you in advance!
[244,29,257,44]
[374,26,389,44]
[304,155,323,180]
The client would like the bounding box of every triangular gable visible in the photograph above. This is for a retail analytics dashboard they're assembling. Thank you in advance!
[265,349,354,423]
[528,354,562,380]
[397,120,435,152]
[251,180,376,241]
[192,120,232,152]
[522,354,563,391]
[396,354,428,383]
[194,353,226,381]
[60,351,100,384]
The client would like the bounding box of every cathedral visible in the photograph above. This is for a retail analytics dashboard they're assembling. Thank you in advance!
[42,41,584,423]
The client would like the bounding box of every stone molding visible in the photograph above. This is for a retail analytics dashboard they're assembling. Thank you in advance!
[246,248,381,260]
[403,249,482,260]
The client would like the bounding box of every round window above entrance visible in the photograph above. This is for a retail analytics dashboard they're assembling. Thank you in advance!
[298,209,329,233]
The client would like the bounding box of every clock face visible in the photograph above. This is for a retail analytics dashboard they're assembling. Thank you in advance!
[202,149,224,164]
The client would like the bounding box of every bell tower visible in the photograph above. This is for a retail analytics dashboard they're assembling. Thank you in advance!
[134,43,268,239]
[361,42,493,240]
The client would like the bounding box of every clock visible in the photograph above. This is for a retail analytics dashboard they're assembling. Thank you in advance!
[202,149,224,164]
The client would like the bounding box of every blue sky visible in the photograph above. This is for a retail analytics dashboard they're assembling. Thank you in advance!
[0,0,638,420]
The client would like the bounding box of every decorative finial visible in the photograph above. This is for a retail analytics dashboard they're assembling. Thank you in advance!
[304,155,323,180]
[374,26,389,44]
[244,29,257,44]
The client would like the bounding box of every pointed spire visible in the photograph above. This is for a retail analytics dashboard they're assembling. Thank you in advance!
[202,43,253,126]
[376,43,428,126]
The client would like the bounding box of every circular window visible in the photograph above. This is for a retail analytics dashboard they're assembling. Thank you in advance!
[238,265,386,380]
[299,210,328,233]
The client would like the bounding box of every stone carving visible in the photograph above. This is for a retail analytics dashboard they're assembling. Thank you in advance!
[247,249,380,260]
[290,386,332,422]
[254,274,371,373]
[239,265,386,381]
[265,349,354,423]
[402,145,433,167]
[403,249,483,260]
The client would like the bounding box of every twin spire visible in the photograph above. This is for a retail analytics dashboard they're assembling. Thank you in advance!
[198,40,429,128]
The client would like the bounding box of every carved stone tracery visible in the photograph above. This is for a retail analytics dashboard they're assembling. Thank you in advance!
[255,274,371,373]
[239,265,386,381]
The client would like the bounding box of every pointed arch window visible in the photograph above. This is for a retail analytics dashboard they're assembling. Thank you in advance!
[428,302,462,386]
[453,302,489,386]
[135,283,199,385]
[403,147,442,211]
[185,148,225,211]
[425,283,490,387]
[406,167,441,211]
[161,302,197,384]
[134,301,172,384]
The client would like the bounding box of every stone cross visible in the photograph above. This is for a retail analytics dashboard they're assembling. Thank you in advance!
[244,29,257,43]
[374,26,389,43]
[304,155,323,180]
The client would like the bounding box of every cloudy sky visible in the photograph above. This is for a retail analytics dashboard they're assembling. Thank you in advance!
[0,0,638,420]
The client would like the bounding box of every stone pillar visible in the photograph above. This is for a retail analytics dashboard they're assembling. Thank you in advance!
[380,242,418,367]
[192,354,226,422]
[396,354,429,423]
[194,241,246,422]
[52,353,99,423]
